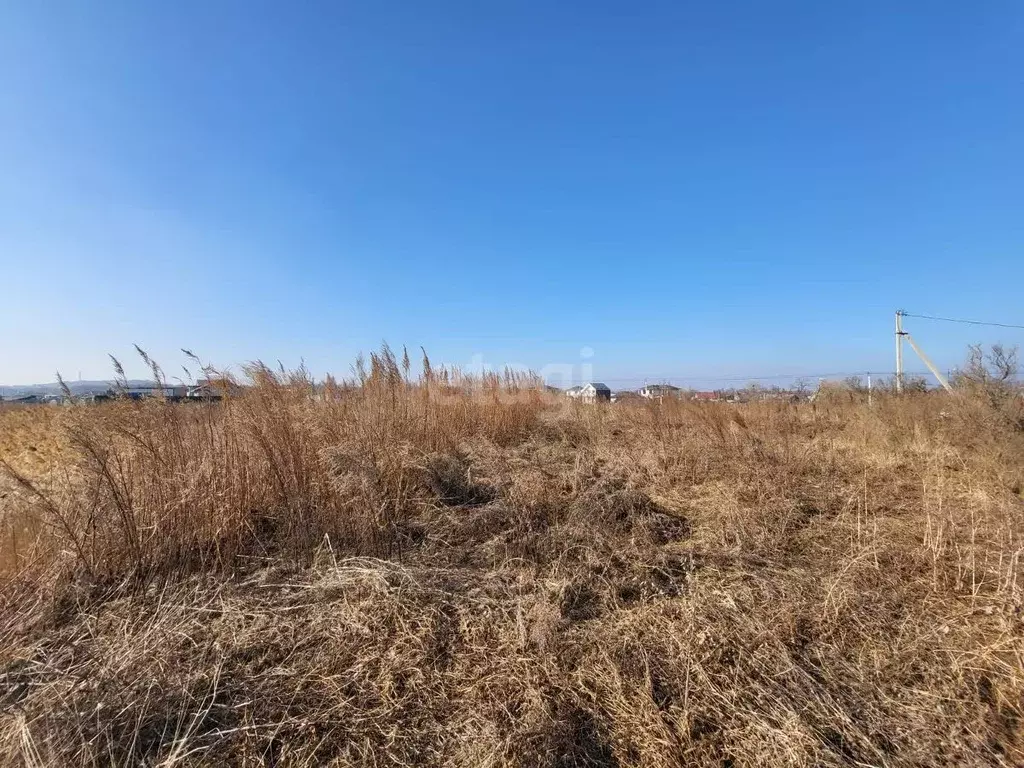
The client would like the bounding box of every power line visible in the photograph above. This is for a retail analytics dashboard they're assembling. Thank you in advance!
[901,312,1024,330]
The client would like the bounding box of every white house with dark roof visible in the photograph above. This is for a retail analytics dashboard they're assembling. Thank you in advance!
[579,383,612,403]
[640,383,682,400]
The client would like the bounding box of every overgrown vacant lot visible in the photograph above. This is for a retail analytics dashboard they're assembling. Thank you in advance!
[1,356,1023,766]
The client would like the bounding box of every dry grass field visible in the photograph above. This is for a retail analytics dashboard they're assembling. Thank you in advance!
[1,347,1023,766]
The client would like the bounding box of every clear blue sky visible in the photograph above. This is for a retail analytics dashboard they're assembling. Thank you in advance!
[2,1,1023,387]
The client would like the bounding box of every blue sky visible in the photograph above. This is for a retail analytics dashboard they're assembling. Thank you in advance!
[2,2,1023,387]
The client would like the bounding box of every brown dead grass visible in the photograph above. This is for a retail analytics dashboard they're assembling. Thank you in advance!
[0,350,1022,766]
[0,405,66,479]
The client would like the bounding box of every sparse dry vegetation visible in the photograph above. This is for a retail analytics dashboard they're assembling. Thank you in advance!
[1,346,1022,766]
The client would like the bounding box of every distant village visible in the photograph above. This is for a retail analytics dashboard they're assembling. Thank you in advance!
[560,382,811,404]
[2,378,819,407]
[0,379,231,405]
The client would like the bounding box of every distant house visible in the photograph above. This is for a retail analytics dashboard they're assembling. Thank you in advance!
[692,391,720,402]
[186,383,223,401]
[579,383,612,403]
[564,385,584,399]
[187,378,241,401]
[125,385,188,401]
[640,384,682,400]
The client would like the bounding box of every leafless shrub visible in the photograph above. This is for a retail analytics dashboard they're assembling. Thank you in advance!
[954,344,1023,414]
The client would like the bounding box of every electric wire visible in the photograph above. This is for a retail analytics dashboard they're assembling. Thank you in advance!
[901,312,1024,330]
